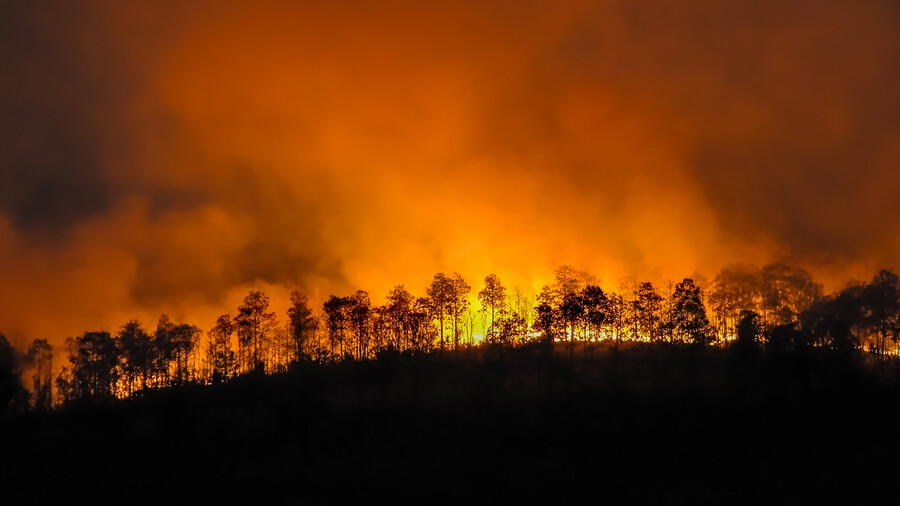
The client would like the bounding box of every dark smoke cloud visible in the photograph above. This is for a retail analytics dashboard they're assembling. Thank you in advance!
[0,3,119,236]
[1,0,898,345]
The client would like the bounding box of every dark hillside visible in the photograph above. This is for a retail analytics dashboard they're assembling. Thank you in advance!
[3,344,898,504]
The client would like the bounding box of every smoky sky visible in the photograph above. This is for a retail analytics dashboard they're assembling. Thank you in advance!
[1,0,899,344]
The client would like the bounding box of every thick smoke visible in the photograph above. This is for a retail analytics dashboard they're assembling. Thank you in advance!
[1,0,898,345]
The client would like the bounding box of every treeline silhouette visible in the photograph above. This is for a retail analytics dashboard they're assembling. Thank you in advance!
[4,264,900,502]
[2,263,900,412]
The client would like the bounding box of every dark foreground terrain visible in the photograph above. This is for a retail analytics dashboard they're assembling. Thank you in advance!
[3,343,899,504]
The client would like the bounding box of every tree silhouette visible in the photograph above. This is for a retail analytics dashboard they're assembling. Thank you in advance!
[709,265,760,340]
[534,266,595,346]
[560,291,584,356]
[349,290,372,359]
[735,310,762,347]
[533,299,556,347]
[766,322,802,353]
[448,273,470,350]
[0,332,27,415]
[634,282,663,342]
[370,305,389,353]
[287,291,318,362]
[64,331,120,402]
[759,263,822,329]
[479,274,507,344]
[116,321,151,396]
[671,279,711,345]
[861,269,900,355]
[171,323,201,384]
[207,314,236,383]
[812,312,857,354]
[323,295,352,360]
[554,265,591,299]
[385,285,414,351]
[409,296,436,353]
[25,338,53,410]
[493,311,527,346]
[581,285,608,352]
[235,290,277,373]
[510,286,532,344]
[153,315,201,384]
[605,292,627,345]
[427,273,454,352]
[153,315,176,386]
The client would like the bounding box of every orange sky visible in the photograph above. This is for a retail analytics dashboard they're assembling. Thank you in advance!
[2,0,899,347]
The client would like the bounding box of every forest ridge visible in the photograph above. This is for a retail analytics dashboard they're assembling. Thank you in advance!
[2,262,899,413]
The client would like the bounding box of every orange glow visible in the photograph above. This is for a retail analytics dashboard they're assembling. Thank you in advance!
[1,1,899,352]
